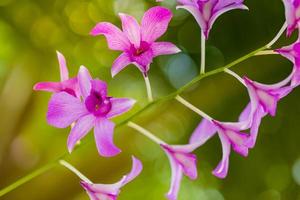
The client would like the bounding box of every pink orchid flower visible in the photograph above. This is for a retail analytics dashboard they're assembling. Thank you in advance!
[81,156,143,200]
[33,51,80,97]
[282,0,300,36]
[47,66,136,157]
[90,6,180,77]
[160,120,220,200]
[276,41,300,86]
[175,0,248,39]
[190,115,254,179]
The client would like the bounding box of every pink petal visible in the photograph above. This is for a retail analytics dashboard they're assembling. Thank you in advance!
[78,66,92,99]
[67,114,95,153]
[141,6,172,43]
[90,22,130,51]
[106,98,136,119]
[91,79,108,97]
[176,5,207,37]
[212,133,231,179]
[238,103,252,122]
[81,181,120,200]
[56,51,69,81]
[164,149,183,200]
[189,118,217,144]
[94,119,121,157]
[119,13,141,48]
[121,156,143,186]
[247,107,265,148]
[151,42,181,57]
[33,82,62,93]
[47,92,88,128]
[111,53,131,77]
[209,4,249,37]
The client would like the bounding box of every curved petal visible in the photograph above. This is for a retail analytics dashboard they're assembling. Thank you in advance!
[119,13,141,48]
[33,82,62,93]
[121,156,143,186]
[189,118,217,145]
[94,119,121,157]
[111,53,131,77]
[283,0,296,36]
[177,5,207,38]
[56,51,69,81]
[212,133,231,179]
[141,6,172,43]
[91,79,108,97]
[247,107,265,148]
[67,114,95,152]
[81,181,120,199]
[151,42,181,57]
[78,66,92,99]
[209,4,249,34]
[47,92,88,128]
[164,149,183,200]
[90,22,130,51]
[238,102,252,122]
[106,98,136,119]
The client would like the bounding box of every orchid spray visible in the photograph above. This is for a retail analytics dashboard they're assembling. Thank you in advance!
[1,1,300,200]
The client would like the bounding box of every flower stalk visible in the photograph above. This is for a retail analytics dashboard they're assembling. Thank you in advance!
[175,95,213,120]
[59,160,92,184]
[143,74,154,102]
[201,31,206,74]
[266,22,287,48]
[128,121,166,145]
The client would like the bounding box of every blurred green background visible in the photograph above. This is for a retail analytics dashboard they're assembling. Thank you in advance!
[0,0,300,199]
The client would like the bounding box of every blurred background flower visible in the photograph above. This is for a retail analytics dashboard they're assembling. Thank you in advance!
[0,0,300,199]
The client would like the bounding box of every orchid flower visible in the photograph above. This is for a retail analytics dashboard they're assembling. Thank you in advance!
[282,0,300,37]
[175,0,248,39]
[33,51,80,97]
[80,156,143,200]
[225,68,294,148]
[47,66,136,157]
[90,6,180,101]
[276,41,300,86]
[176,95,258,178]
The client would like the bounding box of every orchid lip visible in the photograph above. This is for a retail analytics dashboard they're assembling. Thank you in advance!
[85,91,112,117]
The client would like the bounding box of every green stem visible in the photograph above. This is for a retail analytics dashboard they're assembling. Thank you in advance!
[0,44,268,197]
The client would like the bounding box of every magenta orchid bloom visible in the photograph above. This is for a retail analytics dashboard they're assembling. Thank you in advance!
[282,0,300,36]
[47,66,136,157]
[161,143,198,200]
[176,0,248,39]
[190,116,253,179]
[81,156,143,200]
[276,41,300,86]
[33,51,80,97]
[160,120,222,200]
[90,6,180,77]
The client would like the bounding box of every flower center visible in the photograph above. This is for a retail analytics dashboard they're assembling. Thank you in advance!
[85,91,112,117]
[131,41,150,56]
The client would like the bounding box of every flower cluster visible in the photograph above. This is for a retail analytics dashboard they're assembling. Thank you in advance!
[33,1,300,200]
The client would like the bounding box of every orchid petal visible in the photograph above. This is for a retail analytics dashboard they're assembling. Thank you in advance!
[141,6,172,43]
[67,114,95,153]
[106,98,136,119]
[56,51,69,81]
[212,133,231,179]
[78,66,92,99]
[33,82,62,93]
[119,13,141,48]
[121,156,143,186]
[91,79,108,97]
[151,42,181,57]
[111,53,131,77]
[189,118,217,145]
[90,22,130,51]
[47,92,88,128]
[94,119,121,157]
